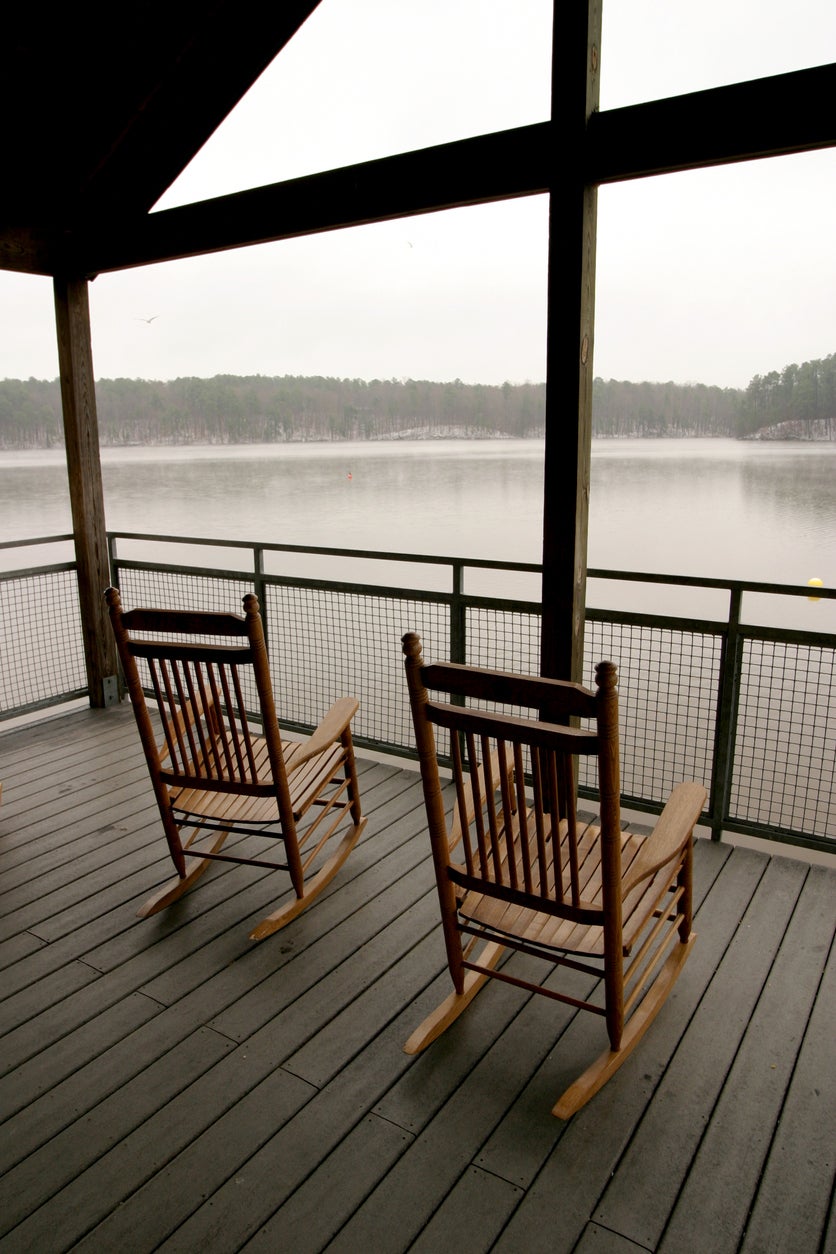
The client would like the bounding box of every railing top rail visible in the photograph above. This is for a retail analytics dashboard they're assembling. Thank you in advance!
[0,534,75,551]
[1,561,78,581]
[106,531,543,574]
[588,566,836,601]
[106,531,835,602]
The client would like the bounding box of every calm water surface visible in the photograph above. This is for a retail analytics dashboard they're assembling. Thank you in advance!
[2,438,834,628]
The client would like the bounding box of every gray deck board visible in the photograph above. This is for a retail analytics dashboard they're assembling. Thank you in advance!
[738,872,836,1254]
[1,704,834,1254]
[592,855,808,1249]
[659,861,836,1253]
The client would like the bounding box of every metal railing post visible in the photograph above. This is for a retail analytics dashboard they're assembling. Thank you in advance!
[253,544,267,650]
[450,560,466,665]
[107,533,119,591]
[710,584,744,841]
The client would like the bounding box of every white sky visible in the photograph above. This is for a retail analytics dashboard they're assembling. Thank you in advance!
[2,0,834,389]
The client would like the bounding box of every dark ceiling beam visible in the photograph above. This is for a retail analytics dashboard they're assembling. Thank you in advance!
[78,123,552,275]
[0,228,58,277]
[588,62,836,183]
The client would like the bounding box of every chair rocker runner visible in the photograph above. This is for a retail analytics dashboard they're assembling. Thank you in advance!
[106,588,366,939]
[402,632,706,1118]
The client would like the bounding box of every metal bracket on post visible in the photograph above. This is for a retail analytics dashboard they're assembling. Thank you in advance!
[102,675,120,707]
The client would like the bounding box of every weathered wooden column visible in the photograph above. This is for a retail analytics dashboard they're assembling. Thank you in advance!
[540,0,601,682]
[53,275,119,706]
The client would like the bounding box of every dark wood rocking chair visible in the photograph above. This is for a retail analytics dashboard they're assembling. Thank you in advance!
[402,632,706,1118]
[106,588,366,940]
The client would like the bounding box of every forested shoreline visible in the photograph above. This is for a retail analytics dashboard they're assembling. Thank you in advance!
[1,353,834,448]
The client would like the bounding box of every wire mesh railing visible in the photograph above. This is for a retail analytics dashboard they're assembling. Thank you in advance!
[731,637,835,839]
[0,536,87,716]
[1,531,833,854]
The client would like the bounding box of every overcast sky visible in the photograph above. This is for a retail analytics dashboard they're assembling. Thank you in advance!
[2,0,834,389]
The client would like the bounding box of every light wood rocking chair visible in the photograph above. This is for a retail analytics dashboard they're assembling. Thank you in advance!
[402,632,706,1118]
[106,588,366,939]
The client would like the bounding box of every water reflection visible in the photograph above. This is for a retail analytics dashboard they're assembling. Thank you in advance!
[589,439,836,588]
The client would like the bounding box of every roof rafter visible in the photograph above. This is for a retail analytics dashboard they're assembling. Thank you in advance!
[73,61,835,278]
[79,123,551,275]
[588,62,836,183]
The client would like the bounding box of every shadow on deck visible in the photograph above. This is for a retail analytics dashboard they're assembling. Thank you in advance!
[0,705,834,1253]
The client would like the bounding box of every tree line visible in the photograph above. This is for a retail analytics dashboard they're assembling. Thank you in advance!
[0,354,833,448]
[737,354,836,437]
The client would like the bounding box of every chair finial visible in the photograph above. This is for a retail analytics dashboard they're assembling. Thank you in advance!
[594,660,618,691]
[402,632,423,662]
[104,586,122,610]
[242,593,260,616]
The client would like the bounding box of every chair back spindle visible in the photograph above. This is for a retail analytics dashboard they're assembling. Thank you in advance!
[147,654,260,788]
[415,667,609,925]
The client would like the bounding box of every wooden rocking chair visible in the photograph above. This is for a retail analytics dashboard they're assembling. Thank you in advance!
[106,588,366,939]
[402,632,706,1118]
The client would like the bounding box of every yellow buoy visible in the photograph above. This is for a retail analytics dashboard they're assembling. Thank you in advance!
[807,576,824,602]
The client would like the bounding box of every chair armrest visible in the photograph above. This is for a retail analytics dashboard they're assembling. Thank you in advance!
[621,781,707,898]
[291,696,360,766]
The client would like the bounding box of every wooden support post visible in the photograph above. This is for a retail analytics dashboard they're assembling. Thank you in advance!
[540,0,601,683]
[53,275,119,707]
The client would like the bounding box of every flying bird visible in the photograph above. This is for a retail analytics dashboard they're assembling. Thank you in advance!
[136,315,159,324]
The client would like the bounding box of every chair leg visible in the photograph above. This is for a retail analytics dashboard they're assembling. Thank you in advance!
[403,939,505,1054]
[341,729,364,828]
[137,826,231,918]
[552,932,696,1119]
[249,818,366,941]
[678,839,694,941]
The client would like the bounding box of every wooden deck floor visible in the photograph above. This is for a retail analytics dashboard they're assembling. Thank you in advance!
[0,704,834,1254]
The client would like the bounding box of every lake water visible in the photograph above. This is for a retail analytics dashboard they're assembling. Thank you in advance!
[1,437,834,629]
